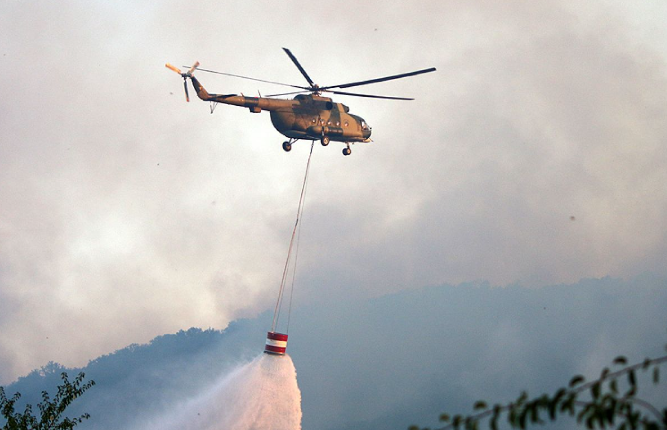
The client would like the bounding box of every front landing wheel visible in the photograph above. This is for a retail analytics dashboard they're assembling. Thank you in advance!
[321,136,330,146]
[342,147,351,156]
[282,141,292,152]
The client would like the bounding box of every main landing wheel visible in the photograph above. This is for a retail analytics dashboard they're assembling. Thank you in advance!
[321,136,330,146]
[282,141,292,152]
[342,147,351,156]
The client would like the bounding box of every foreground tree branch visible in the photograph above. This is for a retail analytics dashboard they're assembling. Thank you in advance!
[410,347,667,430]
[1,372,95,430]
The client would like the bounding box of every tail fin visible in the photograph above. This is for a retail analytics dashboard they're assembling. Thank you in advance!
[190,75,212,101]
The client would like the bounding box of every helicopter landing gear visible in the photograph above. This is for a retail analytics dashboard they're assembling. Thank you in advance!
[282,141,292,152]
[321,135,330,146]
[342,145,351,156]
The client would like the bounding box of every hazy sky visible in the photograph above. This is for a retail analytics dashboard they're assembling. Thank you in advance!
[1,0,666,383]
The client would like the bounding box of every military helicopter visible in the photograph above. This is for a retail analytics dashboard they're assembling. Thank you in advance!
[166,48,436,156]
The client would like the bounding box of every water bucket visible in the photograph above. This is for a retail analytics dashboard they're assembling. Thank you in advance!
[264,331,288,355]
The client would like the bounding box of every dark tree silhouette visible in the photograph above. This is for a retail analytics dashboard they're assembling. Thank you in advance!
[411,347,667,430]
[1,372,94,430]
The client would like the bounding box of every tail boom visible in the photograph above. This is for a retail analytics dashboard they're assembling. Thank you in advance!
[190,75,294,112]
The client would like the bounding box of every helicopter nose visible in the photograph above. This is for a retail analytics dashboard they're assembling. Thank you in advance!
[363,127,372,139]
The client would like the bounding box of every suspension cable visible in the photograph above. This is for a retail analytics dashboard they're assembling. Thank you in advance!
[271,141,315,333]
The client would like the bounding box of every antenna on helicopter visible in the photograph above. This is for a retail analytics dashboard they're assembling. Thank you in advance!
[165,62,200,102]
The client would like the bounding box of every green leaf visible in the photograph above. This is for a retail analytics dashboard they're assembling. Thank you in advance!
[628,410,640,428]
[644,421,660,430]
[576,404,589,423]
[613,356,628,365]
[548,398,558,420]
[570,375,585,387]
[465,417,478,430]
[490,405,502,430]
[604,400,615,425]
[473,401,488,411]
[600,367,610,380]
[519,408,528,429]
[509,405,518,425]
[552,388,566,403]
[591,382,601,399]
[561,393,577,415]
[529,402,541,423]
[627,369,636,390]
[585,415,595,429]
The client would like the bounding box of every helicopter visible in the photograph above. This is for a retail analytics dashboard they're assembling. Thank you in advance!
[166,48,436,156]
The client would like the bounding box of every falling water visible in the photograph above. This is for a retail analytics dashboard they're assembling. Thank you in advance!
[139,354,302,430]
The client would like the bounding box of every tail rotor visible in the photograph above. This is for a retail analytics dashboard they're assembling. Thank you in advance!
[165,61,200,102]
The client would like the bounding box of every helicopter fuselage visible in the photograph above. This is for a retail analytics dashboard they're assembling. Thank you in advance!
[167,48,434,155]
[190,76,372,144]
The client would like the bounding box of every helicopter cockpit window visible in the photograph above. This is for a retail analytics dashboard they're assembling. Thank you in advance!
[361,120,370,130]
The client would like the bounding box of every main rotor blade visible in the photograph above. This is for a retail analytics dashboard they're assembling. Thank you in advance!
[320,67,437,91]
[191,66,309,90]
[282,47,315,87]
[184,80,190,102]
[266,90,414,100]
[328,90,414,100]
[264,89,414,100]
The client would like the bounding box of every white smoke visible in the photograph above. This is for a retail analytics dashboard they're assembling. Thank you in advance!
[137,354,302,430]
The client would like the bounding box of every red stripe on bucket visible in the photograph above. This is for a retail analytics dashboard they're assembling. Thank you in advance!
[267,332,288,342]
[264,331,288,355]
